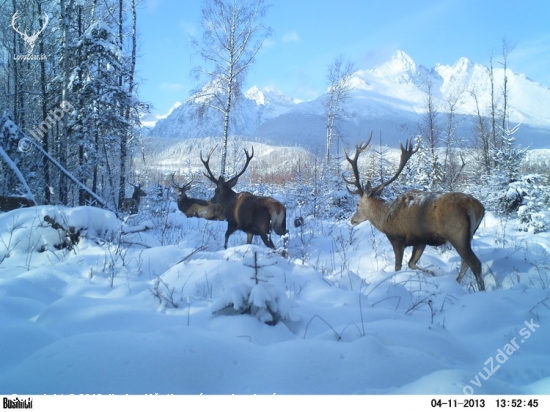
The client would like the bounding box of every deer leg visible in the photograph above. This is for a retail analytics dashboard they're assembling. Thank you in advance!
[456,259,469,283]
[224,223,238,249]
[408,244,433,274]
[259,232,275,249]
[389,239,405,271]
[456,253,484,291]
[246,233,253,244]
[452,240,485,291]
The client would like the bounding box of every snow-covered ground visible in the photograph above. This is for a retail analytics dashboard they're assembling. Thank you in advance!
[0,203,549,395]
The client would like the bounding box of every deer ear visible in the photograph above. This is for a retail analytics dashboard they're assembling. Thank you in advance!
[226,177,239,188]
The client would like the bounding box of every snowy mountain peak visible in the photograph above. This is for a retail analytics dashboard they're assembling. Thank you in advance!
[453,56,472,72]
[370,50,419,84]
[392,50,416,70]
[244,86,297,107]
[149,50,550,148]
[434,57,473,82]
[186,80,225,105]
[245,86,266,105]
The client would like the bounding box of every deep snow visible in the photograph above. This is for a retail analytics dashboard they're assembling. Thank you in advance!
[0,203,549,395]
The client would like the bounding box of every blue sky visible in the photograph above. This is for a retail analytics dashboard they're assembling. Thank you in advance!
[137,0,550,117]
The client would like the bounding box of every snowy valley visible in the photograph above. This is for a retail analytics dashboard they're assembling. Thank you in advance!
[147,51,550,150]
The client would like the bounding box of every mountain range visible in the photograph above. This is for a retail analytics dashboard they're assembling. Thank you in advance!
[147,51,550,150]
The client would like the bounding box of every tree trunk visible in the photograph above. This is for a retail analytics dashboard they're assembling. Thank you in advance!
[11,0,19,125]
[221,90,232,177]
[38,1,50,203]
[59,0,74,204]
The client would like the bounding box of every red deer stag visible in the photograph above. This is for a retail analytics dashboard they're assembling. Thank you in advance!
[0,195,36,212]
[201,146,288,251]
[343,133,486,291]
[171,174,225,221]
[121,183,147,214]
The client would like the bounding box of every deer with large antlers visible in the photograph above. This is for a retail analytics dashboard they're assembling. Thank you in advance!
[201,146,288,252]
[171,174,225,221]
[343,133,486,290]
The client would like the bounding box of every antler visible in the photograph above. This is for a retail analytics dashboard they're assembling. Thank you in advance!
[11,12,49,47]
[201,146,219,184]
[369,138,418,196]
[127,175,144,189]
[171,172,193,191]
[226,147,254,187]
[11,12,25,37]
[343,132,373,196]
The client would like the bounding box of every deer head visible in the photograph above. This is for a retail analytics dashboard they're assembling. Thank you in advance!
[171,173,194,202]
[343,132,419,224]
[201,145,254,199]
[170,173,225,221]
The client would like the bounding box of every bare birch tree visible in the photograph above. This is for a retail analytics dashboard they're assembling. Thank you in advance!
[191,0,271,176]
[441,91,466,190]
[470,89,491,174]
[324,55,355,167]
[418,76,441,187]
[498,38,514,133]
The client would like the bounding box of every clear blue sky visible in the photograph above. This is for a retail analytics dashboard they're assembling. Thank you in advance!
[137,0,550,117]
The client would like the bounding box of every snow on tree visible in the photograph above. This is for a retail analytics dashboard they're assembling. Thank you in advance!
[0,110,35,200]
[511,175,548,233]
[402,135,435,191]
[68,18,136,208]
[212,283,300,325]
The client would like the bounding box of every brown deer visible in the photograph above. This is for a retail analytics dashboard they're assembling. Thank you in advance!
[201,146,288,251]
[0,195,36,212]
[121,183,147,214]
[171,174,225,221]
[343,133,486,291]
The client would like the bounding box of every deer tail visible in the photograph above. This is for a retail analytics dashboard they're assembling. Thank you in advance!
[270,203,287,236]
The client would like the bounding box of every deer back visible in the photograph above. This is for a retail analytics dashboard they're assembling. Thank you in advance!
[0,196,36,212]
[226,192,286,236]
[367,191,484,246]
[178,193,225,220]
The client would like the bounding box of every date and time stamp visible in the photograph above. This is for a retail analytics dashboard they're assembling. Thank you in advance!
[430,398,541,409]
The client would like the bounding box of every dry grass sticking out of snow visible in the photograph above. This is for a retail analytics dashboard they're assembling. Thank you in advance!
[0,205,549,395]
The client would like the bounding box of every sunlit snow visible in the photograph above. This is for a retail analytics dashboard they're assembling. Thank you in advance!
[0,204,548,395]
